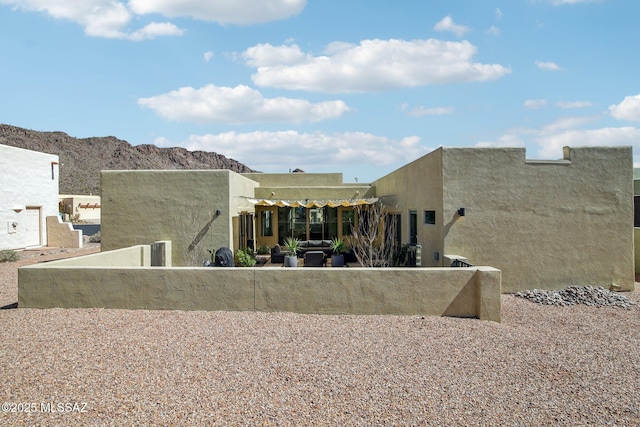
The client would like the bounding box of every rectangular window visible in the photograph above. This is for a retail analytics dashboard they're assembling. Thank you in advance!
[324,207,338,240]
[409,210,417,245]
[424,210,436,225]
[261,210,273,236]
[342,209,354,236]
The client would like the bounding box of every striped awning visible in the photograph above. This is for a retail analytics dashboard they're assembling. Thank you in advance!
[248,198,378,208]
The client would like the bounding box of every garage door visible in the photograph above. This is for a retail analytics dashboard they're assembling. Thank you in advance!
[24,208,41,247]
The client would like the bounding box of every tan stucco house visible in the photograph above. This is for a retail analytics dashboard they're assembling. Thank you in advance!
[101,145,634,293]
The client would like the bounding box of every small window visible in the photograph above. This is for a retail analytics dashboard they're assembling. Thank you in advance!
[262,210,273,236]
[424,210,435,225]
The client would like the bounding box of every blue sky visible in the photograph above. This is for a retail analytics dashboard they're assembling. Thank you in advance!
[1,0,639,183]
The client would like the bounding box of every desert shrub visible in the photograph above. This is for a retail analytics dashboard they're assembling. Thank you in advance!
[350,203,398,267]
[89,231,101,243]
[0,250,19,262]
[235,248,256,267]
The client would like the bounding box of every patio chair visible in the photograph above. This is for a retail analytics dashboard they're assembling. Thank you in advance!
[270,244,290,264]
[303,250,326,267]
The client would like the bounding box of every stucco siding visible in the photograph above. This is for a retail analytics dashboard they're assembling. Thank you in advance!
[18,245,502,322]
[441,146,634,292]
[373,149,444,266]
[0,144,59,250]
[101,170,256,266]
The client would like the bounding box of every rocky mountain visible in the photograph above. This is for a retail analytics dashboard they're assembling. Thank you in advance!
[0,124,257,195]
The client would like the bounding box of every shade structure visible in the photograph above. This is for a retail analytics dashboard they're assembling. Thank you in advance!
[248,198,378,208]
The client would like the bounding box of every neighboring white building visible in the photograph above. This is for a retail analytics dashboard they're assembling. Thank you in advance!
[0,144,61,250]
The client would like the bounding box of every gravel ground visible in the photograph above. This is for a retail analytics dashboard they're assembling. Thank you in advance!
[1,246,639,426]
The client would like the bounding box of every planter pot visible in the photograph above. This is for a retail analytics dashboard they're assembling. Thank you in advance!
[330,254,345,267]
[284,255,298,267]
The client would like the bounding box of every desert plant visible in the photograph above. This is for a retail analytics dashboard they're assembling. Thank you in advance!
[89,231,101,243]
[206,249,216,266]
[283,237,300,256]
[235,248,256,267]
[329,237,346,254]
[350,202,399,267]
[243,247,255,257]
[0,250,19,262]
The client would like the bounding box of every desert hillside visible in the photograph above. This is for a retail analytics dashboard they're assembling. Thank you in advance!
[0,124,257,195]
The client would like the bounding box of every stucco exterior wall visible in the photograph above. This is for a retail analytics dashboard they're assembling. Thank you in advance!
[101,170,257,266]
[441,146,634,292]
[59,195,101,222]
[0,144,59,250]
[18,245,501,322]
[46,216,82,248]
[373,149,444,266]
[242,172,347,187]
[372,146,633,292]
[635,228,640,275]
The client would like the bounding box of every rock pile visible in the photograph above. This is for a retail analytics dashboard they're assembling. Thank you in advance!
[515,286,635,308]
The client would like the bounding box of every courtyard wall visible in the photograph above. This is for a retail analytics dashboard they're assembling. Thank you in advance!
[18,242,502,322]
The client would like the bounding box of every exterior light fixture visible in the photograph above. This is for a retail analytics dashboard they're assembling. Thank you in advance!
[51,161,59,180]
[215,209,221,216]
[457,208,466,216]
[12,205,25,212]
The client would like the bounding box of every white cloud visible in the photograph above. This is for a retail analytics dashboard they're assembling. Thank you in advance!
[129,22,184,41]
[243,39,511,93]
[482,114,636,160]
[433,16,470,37]
[203,51,214,62]
[535,60,563,71]
[242,43,309,67]
[495,8,503,19]
[536,127,640,158]
[0,0,184,39]
[541,115,600,132]
[137,84,350,124]
[525,99,547,109]
[0,0,303,39]
[401,104,455,117]
[486,25,501,36]
[0,0,129,38]
[477,134,526,148]
[609,94,640,122]
[128,0,306,25]
[170,131,428,172]
[556,101,592,109]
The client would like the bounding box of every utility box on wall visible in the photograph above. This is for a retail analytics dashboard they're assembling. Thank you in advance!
[7,221,18,234]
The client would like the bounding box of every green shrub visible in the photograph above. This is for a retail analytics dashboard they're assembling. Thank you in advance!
[0,250,19,262]
[256,245,270,255]
[234,248,256,267]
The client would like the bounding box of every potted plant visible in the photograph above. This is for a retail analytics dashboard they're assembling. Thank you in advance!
[283,237,300,267]
[329,237,346,267]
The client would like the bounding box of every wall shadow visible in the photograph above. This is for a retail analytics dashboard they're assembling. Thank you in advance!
[442,275,478,318]
[187,215,218,253]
